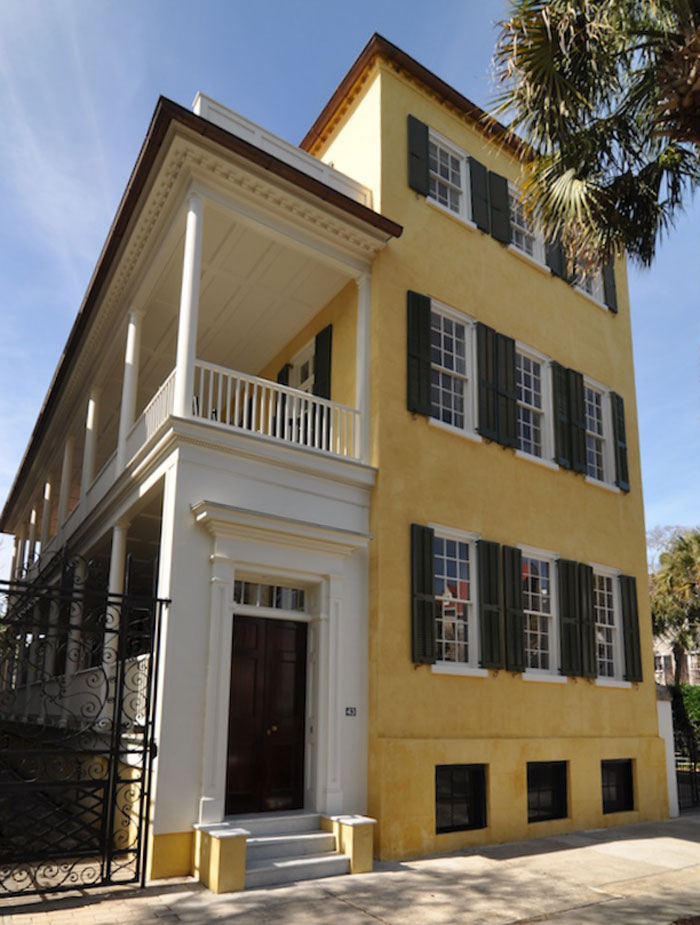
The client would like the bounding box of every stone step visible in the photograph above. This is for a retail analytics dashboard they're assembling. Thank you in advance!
[229,811,322,837]
[246,830,336,862]
[244,850,351,889]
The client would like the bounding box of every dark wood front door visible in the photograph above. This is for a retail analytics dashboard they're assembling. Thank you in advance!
[225,616,307,815]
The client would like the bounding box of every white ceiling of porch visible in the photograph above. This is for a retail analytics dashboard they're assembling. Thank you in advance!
[141,201,353,396]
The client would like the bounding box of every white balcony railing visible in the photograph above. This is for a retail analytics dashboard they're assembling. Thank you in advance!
[125,369,176,462]
[193,360,360,460]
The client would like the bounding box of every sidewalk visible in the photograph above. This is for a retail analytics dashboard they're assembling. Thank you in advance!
[3,814,700,924]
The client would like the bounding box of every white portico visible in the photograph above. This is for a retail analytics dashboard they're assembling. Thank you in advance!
[0,90,400,882]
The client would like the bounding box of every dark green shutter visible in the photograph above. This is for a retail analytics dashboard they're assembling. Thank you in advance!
[552,362,572,469]
[603,261,618,313]
[489,172,512,245]
[579,564,597,678]
[407,291,432,416]
[477,323,498,441]
[478,540,504,669]
[558,559,581,676]
[276,363,291,385]
[477,324,516,448]
[496,334,517,448]
[568,369,587,474]
[546,238,567,279]
[620,575,643,681]
[469,157,490,233]
[313,325,332,400]
[411,524,436,664]
[503,545,525,672]
[611,392,630,492]
[407,116,430,196]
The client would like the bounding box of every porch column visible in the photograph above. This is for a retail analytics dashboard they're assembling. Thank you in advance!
[80,387,101,501]
[355,272,371,463]
[9,534,20,582]
[103,522,129,666]
[14,530,26,579]
[173,193,204,419]
[26,507,38,569]
[57,435,75,527]
[39,480,52,552]
[116,309,143,472]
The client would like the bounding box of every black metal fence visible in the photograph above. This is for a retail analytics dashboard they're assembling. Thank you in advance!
[675,730,700,811]
[0,551,165,897]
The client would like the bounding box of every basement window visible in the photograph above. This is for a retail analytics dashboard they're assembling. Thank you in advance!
[527,761,567,822]
[435,763,487,833]
[602,759,634,814]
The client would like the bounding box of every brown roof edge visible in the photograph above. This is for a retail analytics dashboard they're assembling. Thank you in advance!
[300,33,525,157]
[1,96,403,532]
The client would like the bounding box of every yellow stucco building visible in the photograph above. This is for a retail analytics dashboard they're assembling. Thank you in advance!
[1,34,668,893]
[301,34,667,859]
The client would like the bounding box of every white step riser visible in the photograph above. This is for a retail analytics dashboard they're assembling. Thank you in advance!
[245,854,350,889]
[237,813,322,836]
[247,833,336,861]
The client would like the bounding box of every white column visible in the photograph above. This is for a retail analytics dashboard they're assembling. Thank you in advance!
[65,556,88,681]
[116,309,144,472]
[39,481,52,552]
[14,531,26,579]
[103,522,128,665]
[355,272,371,463]
[173,194,204,419]
[9,535,19,581]
[80,387,101,501]
[57,435,75,527]
[26,508,38,569]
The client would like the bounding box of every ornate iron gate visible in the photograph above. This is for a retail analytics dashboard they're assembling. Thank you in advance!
[0,551,165,896]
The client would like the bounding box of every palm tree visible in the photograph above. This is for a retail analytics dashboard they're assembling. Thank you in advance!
[650,529,700,686]
[492,1,700,269]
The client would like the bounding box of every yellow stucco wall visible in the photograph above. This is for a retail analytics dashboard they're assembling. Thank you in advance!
[316,61,668,859]
[258,279,357,411]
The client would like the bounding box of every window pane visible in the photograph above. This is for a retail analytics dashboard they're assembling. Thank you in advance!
[516,353,543,457]
[434,537,471,664]
[522,557,552,670]
[430,311,468,429]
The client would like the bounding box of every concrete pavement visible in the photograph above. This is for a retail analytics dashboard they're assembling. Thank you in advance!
[2,813,700,924]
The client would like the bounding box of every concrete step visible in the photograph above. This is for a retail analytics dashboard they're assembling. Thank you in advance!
[229,811,322,837]
[246,830,336,861]
[244,850,351,889]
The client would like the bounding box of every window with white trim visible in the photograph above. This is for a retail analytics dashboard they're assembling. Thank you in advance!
[430,307,474,432]
[434,534,476,666]
[584,384,606,481]
[289,341,314,393]
[575,270,605,304]
[508,183,544,262]
[594,571,619,678]
[522,555,555,671]
[429,138,464,215]
[516,351,545,458]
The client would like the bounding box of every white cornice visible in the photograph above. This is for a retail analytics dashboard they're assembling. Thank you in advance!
[191,499,371,556]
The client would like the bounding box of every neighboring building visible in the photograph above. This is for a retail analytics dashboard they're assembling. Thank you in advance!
[654,638,700,685]
[1,34,668,887]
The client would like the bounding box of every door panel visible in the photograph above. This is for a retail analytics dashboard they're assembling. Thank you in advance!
[226,616,307,815]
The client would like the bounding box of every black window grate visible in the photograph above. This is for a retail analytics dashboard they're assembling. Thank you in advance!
[435,764,487,834]
[527,761,567,822]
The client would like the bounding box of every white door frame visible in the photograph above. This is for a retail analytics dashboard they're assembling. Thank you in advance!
[193,502,366,825]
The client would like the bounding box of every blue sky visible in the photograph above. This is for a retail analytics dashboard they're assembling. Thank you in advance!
[0,0,697,576]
